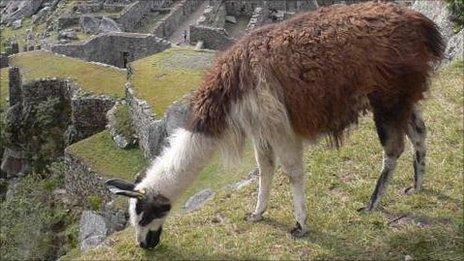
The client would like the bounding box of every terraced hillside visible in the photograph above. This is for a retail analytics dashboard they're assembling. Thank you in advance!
[65,61,463,260]
[7,51,126,97]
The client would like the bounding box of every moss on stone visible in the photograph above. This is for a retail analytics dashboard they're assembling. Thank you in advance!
[66,131,146,181]
[130,47,216,116]
[9,51,126,98]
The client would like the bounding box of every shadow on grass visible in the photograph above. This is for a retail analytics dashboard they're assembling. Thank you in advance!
[260,210,462,260]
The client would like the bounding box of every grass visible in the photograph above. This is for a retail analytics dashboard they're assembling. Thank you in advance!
[0,68,8,110]
[8,51,126,98]
[65,131,146,181]
[65,61,463,260]
[130,47,217,116]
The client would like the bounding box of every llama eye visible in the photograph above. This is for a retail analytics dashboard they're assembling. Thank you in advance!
[135,200,143,215]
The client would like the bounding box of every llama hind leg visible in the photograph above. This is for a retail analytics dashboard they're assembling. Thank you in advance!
[275,138,308,237]
[246,140,275,222]
[360,114,406,212]
[405,108,427,195]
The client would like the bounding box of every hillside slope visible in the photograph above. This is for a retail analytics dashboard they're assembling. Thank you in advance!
[51,61,464,260]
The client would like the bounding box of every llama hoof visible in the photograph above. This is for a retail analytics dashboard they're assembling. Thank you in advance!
[404,186,415,195]
[245,213,263,223]
[404,186,421,195]
[290,222,308,238]
[357,206,373,213]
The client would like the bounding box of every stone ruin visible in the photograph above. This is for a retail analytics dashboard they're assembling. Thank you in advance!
[1,67,116,178]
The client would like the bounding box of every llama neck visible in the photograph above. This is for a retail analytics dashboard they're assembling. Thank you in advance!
[137,128,218,201]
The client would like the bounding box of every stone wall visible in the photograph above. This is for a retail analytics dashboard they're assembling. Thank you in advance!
[190,24,235,50]
[247,4,269,30]
[50,32,171,68]
[125,84,166,159]
[1,67,118,177]
[411,0,463,62]
[125,84,190,159]
[198,0,226,28]
[63,152,112,204]
[152,0,205,39]
[0,53,8,69]
[8,67,22,106]
[57,16,81,30]
[116,1,153,32]
[71,95,116,142]
[224,0,317,16]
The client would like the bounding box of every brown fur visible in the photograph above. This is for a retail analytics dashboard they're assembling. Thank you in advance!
[186,2,444,144]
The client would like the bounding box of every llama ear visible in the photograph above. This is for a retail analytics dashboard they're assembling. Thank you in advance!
[105,179,145,199]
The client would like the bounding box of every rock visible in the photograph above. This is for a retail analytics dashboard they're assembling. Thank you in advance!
[1,0,45,24]
[405,255,413,261]
[1,148,27,179]
[183,189,214,213]
[98,16,121,33]
[58,30,78,40]
[59,39,70,44]
[79,211,108,251]
[230,168,259,190]
[32,6,51,24]
[80,15,100,34]
[11,19,22,29]
[165,100,190,135]
[114,134,129,149]
[445,29,463,62]
[411,0,454,43]
[100,208,127,233]
[225,15,237,24]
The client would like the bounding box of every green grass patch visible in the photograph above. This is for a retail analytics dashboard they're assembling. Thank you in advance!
[0,68,8,110]
[66,131,146,181]
[9,51,126,98]
[130,47,216,116]
[66,61,463,260]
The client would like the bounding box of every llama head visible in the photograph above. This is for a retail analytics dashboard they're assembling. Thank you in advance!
[105,178,171,249]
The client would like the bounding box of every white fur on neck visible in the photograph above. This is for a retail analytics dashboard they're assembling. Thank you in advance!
[136,128,218,201]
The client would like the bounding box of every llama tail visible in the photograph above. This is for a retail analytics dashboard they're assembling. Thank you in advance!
[417,13,446,63]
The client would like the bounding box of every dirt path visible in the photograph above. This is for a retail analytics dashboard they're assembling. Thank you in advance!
[169,1,209,46]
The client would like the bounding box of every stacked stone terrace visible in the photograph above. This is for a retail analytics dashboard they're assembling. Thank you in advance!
[48,0,210,67]
[190,0,320,50]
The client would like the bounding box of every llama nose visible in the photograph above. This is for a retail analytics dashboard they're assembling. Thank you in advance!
[139,241,148,249]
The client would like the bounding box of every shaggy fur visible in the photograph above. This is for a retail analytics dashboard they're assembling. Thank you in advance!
[187,2,444,146]
[107,2,445,247]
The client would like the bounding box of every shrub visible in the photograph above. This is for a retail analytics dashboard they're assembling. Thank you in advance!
[113,103,136,141]
[446,0,464,32]
[0,173,77,260]
[87,194,103,211]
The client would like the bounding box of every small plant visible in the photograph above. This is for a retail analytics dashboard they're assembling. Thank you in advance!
[113,104,136,141]
[446,0,464,32]
[87,194,103,211]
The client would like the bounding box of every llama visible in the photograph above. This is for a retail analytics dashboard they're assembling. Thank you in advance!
[106,2,444,249]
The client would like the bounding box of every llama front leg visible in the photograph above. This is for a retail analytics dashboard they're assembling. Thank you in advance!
[405,108,426,195]
[247,140,275,222]
[276,139,308,237]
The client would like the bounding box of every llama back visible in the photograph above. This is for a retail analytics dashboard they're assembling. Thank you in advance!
[186,2,444,151]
